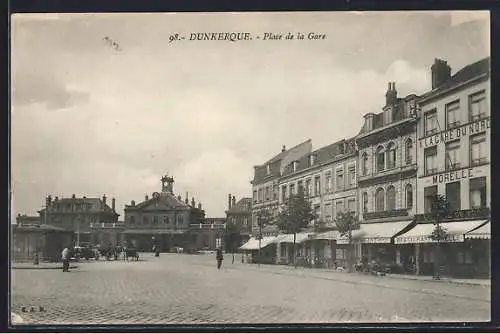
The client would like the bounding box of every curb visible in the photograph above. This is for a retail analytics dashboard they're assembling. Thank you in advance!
[12,265,79,270]
[383,274,490,287]
[242,264,490,287]
[11,313,24,325]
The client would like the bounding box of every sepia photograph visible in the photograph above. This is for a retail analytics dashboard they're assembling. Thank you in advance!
[10,10,491,325]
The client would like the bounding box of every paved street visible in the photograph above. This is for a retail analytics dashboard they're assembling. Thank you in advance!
[11,253,490,324]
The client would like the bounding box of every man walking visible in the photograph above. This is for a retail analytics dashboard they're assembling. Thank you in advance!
[216,248,223,270]
[61,247,70,272]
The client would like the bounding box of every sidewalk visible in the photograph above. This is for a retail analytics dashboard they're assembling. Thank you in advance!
[11,262,78,270]
[385,273,490,287]
[239,262,490,287]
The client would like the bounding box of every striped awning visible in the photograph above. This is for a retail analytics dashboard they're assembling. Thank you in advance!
[239,236,278,250]
[465,221,490,239]
[395,220,488,244]
[337,221,414,244]
[314,230,340,240]
[271,232,311,244]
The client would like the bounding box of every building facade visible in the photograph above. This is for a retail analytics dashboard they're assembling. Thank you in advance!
[122,175,205,252]
[12,214,74,262]
[277,139,358,265]
[251,140,312,237]
[38,194,119,246]
[395,57,491,277]
[355,82,419,268]
[225,195,252,244]
[242,56,490,277]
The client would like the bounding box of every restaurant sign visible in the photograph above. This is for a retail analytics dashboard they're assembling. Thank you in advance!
[420,118,490,149]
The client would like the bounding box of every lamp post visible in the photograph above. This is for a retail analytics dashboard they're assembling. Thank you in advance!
[257,216,262,267]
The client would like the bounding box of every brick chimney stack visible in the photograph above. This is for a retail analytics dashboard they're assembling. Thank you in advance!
[228,194,232,210]
[232,196,236,207]
[102,194,107,204]
[145,194,149,201]
[282,145,286,152]
[431,58,452,89]
[385,82,397,106]
[112,198,116,211]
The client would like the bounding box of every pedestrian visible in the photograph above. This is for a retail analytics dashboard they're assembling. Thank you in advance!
[61,247,70,272]
[216,248,223,270]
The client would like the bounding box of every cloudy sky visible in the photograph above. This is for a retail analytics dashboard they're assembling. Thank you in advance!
[11,11,489,220]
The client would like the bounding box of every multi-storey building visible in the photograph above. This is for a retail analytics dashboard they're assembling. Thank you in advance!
[225,194,252,244]
[277,138,358,264]
[351,81,420,265]
[38,194,119,245]
[122,175,205,252]
[395,57,491,277]
[250,140,312,237]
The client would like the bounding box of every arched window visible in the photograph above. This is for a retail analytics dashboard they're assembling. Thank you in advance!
[387,142,396,169]
[362,192,369,213]
[361,152,368,175]
[405,184,413,208]
[386,186,396,210]
[405,139,414,165]
[375,188,385,212]
[376,146,385,172]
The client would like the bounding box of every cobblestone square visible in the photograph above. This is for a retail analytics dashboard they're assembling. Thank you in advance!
[11,253,490,325]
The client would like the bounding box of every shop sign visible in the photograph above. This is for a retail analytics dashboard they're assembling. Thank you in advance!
[432,168,473,184]
[415,208,490,222]
[420,118,490,149]
[396,234,464,244]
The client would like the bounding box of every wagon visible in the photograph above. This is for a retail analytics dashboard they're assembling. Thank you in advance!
[125,248,139,261]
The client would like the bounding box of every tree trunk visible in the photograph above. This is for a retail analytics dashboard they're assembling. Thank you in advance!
[348,230,353,273]
[293,233,297,267]
[434,220,441,280]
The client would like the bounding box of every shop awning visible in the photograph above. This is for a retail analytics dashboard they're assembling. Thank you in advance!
[394,220,488,244]
[239,236,277,250]
[465,221,490,240]
[337,221,414,244]
[272,232,312,244]
[314,230,340,240]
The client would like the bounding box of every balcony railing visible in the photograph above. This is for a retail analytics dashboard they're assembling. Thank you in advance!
[189,223,226,230]
[363,209,409,220]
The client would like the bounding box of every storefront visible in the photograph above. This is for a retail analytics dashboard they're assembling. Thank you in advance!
[336,220,415,271]
[272,232,311,265]
[394,219,489,278]
[239,236,278,264]
[12,224,74,262]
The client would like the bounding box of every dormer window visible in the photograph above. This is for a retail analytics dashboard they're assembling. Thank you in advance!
[292,161,298,172]
[266,164,271,175]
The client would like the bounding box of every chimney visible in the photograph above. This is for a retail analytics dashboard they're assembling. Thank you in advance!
[185,192,188,204]
[385,82,397,106]
[232,196,236,207]
[198,203,202,210]
[282,145,286,152]
[102,194,107,204]
[228,194,232,210]
[431,58,452,89]
[145,194,149,201]
[72,194,76,199]
[131,200,135,206]
[191,197,195,207]
[46,195,52,208]
[177,195,182,201]
[112,198,116,211]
